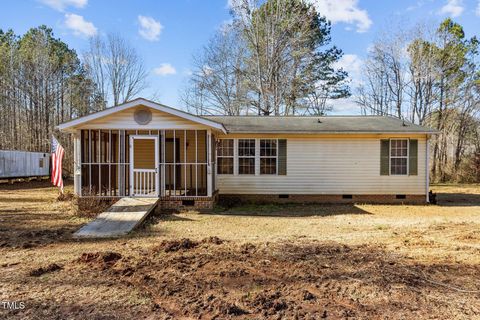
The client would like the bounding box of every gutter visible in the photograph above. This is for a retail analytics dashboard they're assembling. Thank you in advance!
[219,130,440,135]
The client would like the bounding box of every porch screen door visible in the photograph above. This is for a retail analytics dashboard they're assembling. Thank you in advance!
[130,136,159,197]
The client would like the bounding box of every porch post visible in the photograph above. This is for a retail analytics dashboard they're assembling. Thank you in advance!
[207,129,212,197]
[426,135,430,203]
[73,130,82,196]
[161,130,165,197]
[119,130,125,196]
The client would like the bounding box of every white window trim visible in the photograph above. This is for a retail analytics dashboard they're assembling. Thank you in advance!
[218,138,281,176]
[216,138,234,175]
[255,139,260,176]
[238,138,256,175]
[234,139,238,176]
[389,138,409,176]
[260,138,278,175]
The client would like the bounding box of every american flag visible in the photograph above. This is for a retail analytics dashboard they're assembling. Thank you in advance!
[51,136,64,192]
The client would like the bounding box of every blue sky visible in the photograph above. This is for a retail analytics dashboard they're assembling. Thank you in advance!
[0,0,479,114]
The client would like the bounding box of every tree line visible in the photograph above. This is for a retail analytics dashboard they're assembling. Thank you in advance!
[0,26,147,171]
[356,19,479,182]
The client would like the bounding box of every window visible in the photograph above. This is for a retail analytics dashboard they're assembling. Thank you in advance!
[217,139,234,174]
[260,139,277,174]
[390,139,408,175]
[238,139,255,174]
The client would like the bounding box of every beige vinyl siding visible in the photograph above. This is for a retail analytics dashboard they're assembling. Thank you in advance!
[75,105,211,130]
[217,134,427,195]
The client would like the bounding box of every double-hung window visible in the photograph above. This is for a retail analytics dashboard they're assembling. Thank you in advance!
[260,139,277,175]
[238,139,255,174]
[217,139,234,174]
[390,139,408,175]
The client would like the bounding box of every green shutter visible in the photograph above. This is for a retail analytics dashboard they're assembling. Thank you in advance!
[409,139,418,175]
[380,140,390,175]
[278,139,287,175]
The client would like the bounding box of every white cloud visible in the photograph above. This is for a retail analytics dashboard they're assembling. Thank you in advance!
[308,0,372,33]
[476,0,480,16]
[64,13,97,37]
[153,63,176,76]
[334,54,363,86]
[39,0,87,11]
[438,0,464,17]
[138,15,163,41]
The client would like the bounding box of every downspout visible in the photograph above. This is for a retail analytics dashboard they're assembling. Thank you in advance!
[426,135,430,203]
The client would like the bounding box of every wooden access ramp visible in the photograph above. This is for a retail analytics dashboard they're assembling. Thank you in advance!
[74,197,159,238]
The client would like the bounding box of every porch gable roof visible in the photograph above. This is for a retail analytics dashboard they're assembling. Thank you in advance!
[57,98,226,133]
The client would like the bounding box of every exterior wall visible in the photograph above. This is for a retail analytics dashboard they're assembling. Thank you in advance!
[216,133,428,196]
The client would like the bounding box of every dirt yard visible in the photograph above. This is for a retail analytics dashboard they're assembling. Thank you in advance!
[0,182,479,319]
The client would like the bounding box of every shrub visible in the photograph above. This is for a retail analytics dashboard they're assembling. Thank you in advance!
[73,196,115,218]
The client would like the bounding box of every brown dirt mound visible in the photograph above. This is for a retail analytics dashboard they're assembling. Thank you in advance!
[156,238,199,252]
[240,242,257,254]
[29,263,63,277]
[76,251,122,269]
[201,236,224,245]
[246,290,289,316]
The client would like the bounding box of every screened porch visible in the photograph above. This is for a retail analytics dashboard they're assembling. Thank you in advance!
[75,129,215,198]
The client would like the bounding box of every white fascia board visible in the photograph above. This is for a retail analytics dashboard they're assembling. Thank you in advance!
[57,98,226,133]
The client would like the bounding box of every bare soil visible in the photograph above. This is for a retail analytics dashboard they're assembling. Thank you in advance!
[0,181,479,319]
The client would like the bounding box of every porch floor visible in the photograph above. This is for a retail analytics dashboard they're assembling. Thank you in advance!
[73,197,159,238]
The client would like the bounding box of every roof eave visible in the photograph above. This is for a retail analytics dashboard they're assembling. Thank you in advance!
[57,98,227,133]
[220,130,438,134]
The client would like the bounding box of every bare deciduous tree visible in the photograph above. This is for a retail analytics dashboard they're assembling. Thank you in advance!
[183,25,247,115]
[356,28,409,118]
[84,33,148,106]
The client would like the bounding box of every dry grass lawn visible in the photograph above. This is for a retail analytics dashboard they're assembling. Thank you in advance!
[0,181,479,319]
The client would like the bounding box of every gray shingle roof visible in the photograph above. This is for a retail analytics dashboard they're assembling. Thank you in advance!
[204,115,437,134]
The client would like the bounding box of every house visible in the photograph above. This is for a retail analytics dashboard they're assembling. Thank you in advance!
[58,98,436,209]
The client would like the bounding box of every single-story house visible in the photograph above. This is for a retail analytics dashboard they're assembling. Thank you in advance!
[58,98,436,209]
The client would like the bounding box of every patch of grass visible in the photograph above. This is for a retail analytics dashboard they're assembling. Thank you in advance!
[213,202,371,217]
[226,203,285,214]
